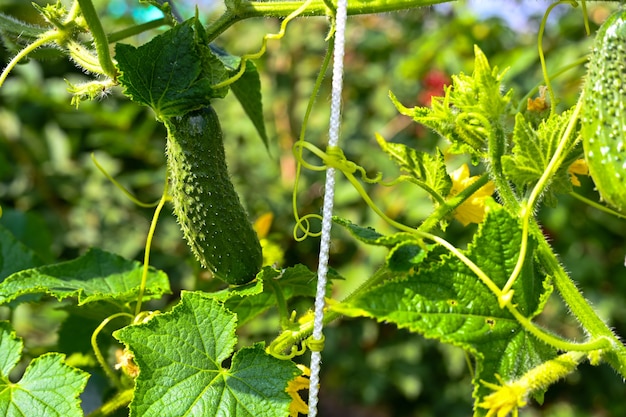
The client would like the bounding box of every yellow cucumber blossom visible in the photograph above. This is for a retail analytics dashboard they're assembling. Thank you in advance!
[254,212,285,267]
[478,375,526,417]
[448,164,495,226]
[286,364,311,416]
[479,352,583,417]
[568,159,589,187]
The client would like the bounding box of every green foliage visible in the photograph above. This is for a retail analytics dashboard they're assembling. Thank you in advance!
[502,110,581,206]
[0,1,625,417]
[391,45,512,157]
[0,321,89,417]
[227,60,269,147]
[116,18,226,118]
[376,133,452,203]
[0,247,170,306]
[114,292,299,417]
[336,207,556,412]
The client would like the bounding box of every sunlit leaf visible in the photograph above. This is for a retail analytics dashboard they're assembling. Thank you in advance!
[0,322,88,417]
[338,207,555,416]
[0,248,170,306]
[115,291,299,417]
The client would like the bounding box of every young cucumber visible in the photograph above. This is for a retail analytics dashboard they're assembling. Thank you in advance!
[582,9,626,212]
[164,106,263,284]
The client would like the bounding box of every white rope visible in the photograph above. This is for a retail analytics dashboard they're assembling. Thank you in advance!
[307,0,348,415]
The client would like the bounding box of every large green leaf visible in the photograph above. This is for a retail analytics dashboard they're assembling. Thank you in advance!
[338,207,555,416]
[115,18,227,118]
[0,248,170,306]
[0,321,89,417]
[114,291,299,417]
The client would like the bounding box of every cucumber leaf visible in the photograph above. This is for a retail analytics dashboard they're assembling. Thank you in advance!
[115,18,228,118]
[336,207,555,416]
[0,321,89,417]
[114,291,299,417]
[391,45,512,157]
[0,248,170,306]
[210,45,269,147]
[229,61,269,147]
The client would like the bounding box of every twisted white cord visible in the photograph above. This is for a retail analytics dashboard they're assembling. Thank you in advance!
[307,0,348,415]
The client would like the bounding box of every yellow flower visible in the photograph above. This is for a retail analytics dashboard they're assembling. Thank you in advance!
[254,212,285,267]
[449,164,495,226]
[286,365,310,416]
[568,159,588,187]
[478,376,527,417]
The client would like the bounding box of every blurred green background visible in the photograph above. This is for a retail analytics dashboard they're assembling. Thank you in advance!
[1,1,625,416]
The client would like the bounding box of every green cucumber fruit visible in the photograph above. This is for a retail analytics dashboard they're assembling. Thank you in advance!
[582,9,626,212]
[164,106,262,284]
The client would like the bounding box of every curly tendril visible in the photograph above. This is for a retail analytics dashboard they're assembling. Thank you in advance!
[538,0,582,115]
[292,141,383,241]
[212,0,315,90]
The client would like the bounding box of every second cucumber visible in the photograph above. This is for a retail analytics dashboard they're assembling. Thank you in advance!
[164,106,263,285]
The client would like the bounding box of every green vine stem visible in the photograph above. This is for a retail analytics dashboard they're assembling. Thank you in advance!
[487,122,521,214]
[76,0,118,79]
[91,312,134,389]
[479,351,586,416]
[535,233,626,376]
[292,40,334,240]
[134,183,170,317]
[205,0,455,41]
[90,153,160,208]
[538,1,579,116]
[417,173,491,233]
[569,191,626,220]
[0,31,62,88]
[212,0,314,90]
[501,97,583,298]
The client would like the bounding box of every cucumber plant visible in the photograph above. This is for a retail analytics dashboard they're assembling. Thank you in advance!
[0,1,625,417]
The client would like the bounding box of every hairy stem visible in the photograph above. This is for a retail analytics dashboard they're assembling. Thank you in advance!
[0,31,61,88]
[76,0,117,78]
[206,0,455,41]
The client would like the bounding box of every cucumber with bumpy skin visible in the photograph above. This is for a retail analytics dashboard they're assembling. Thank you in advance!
[164,106,262,284]
[582,9,626,212]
